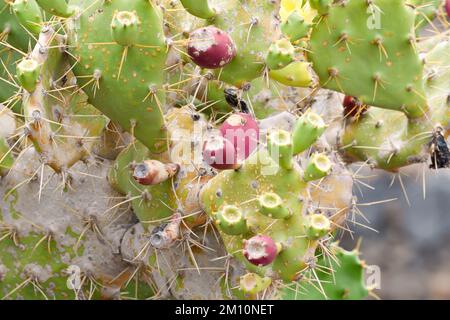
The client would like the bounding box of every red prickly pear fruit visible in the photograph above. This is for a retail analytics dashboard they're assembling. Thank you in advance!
[343,96,357,110]
[446,0,450,18]
[243,235,279,267]
[220,113,259,161]
[342,96,368,118]
[187,26,236,69]
[203,135,240,170]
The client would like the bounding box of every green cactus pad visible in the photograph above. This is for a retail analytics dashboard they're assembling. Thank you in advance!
[35,0,74,17]
[11,0,43,35]
[308,0,427,117]
[341,40,450,170]
[281,10,311,43]
[281,244,369,300]
[179,0,216,19]
[0,233,80,300]
[210,0,281,87]
[108,141,175,226]
[410,0,441,31]
[68,0,168,153]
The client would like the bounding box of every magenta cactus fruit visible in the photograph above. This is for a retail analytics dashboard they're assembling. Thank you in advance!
[446,0,450,18]
[203,135,240,170]
[343,96,368,118]
[220,113,259,161]
[243,235,279,267]
[187,26,236,69]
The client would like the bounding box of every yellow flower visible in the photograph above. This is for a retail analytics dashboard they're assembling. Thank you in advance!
[280,0,317,24]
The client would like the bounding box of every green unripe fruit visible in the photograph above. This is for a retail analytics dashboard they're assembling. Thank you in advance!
[269,61,313,87]
[240,273,271,295]
[179,0,216,19]
[293,112,326,154]
[304,213,331,239]
[258,192,291,219]
[16,58,41,92]
[267,129,294,170]
[215,205,248,236]
[111,10,140,47]
[266,39,295,70]
[303,153,331,182]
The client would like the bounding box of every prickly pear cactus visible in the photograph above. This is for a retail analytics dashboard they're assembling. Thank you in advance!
[0,0,448,300]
